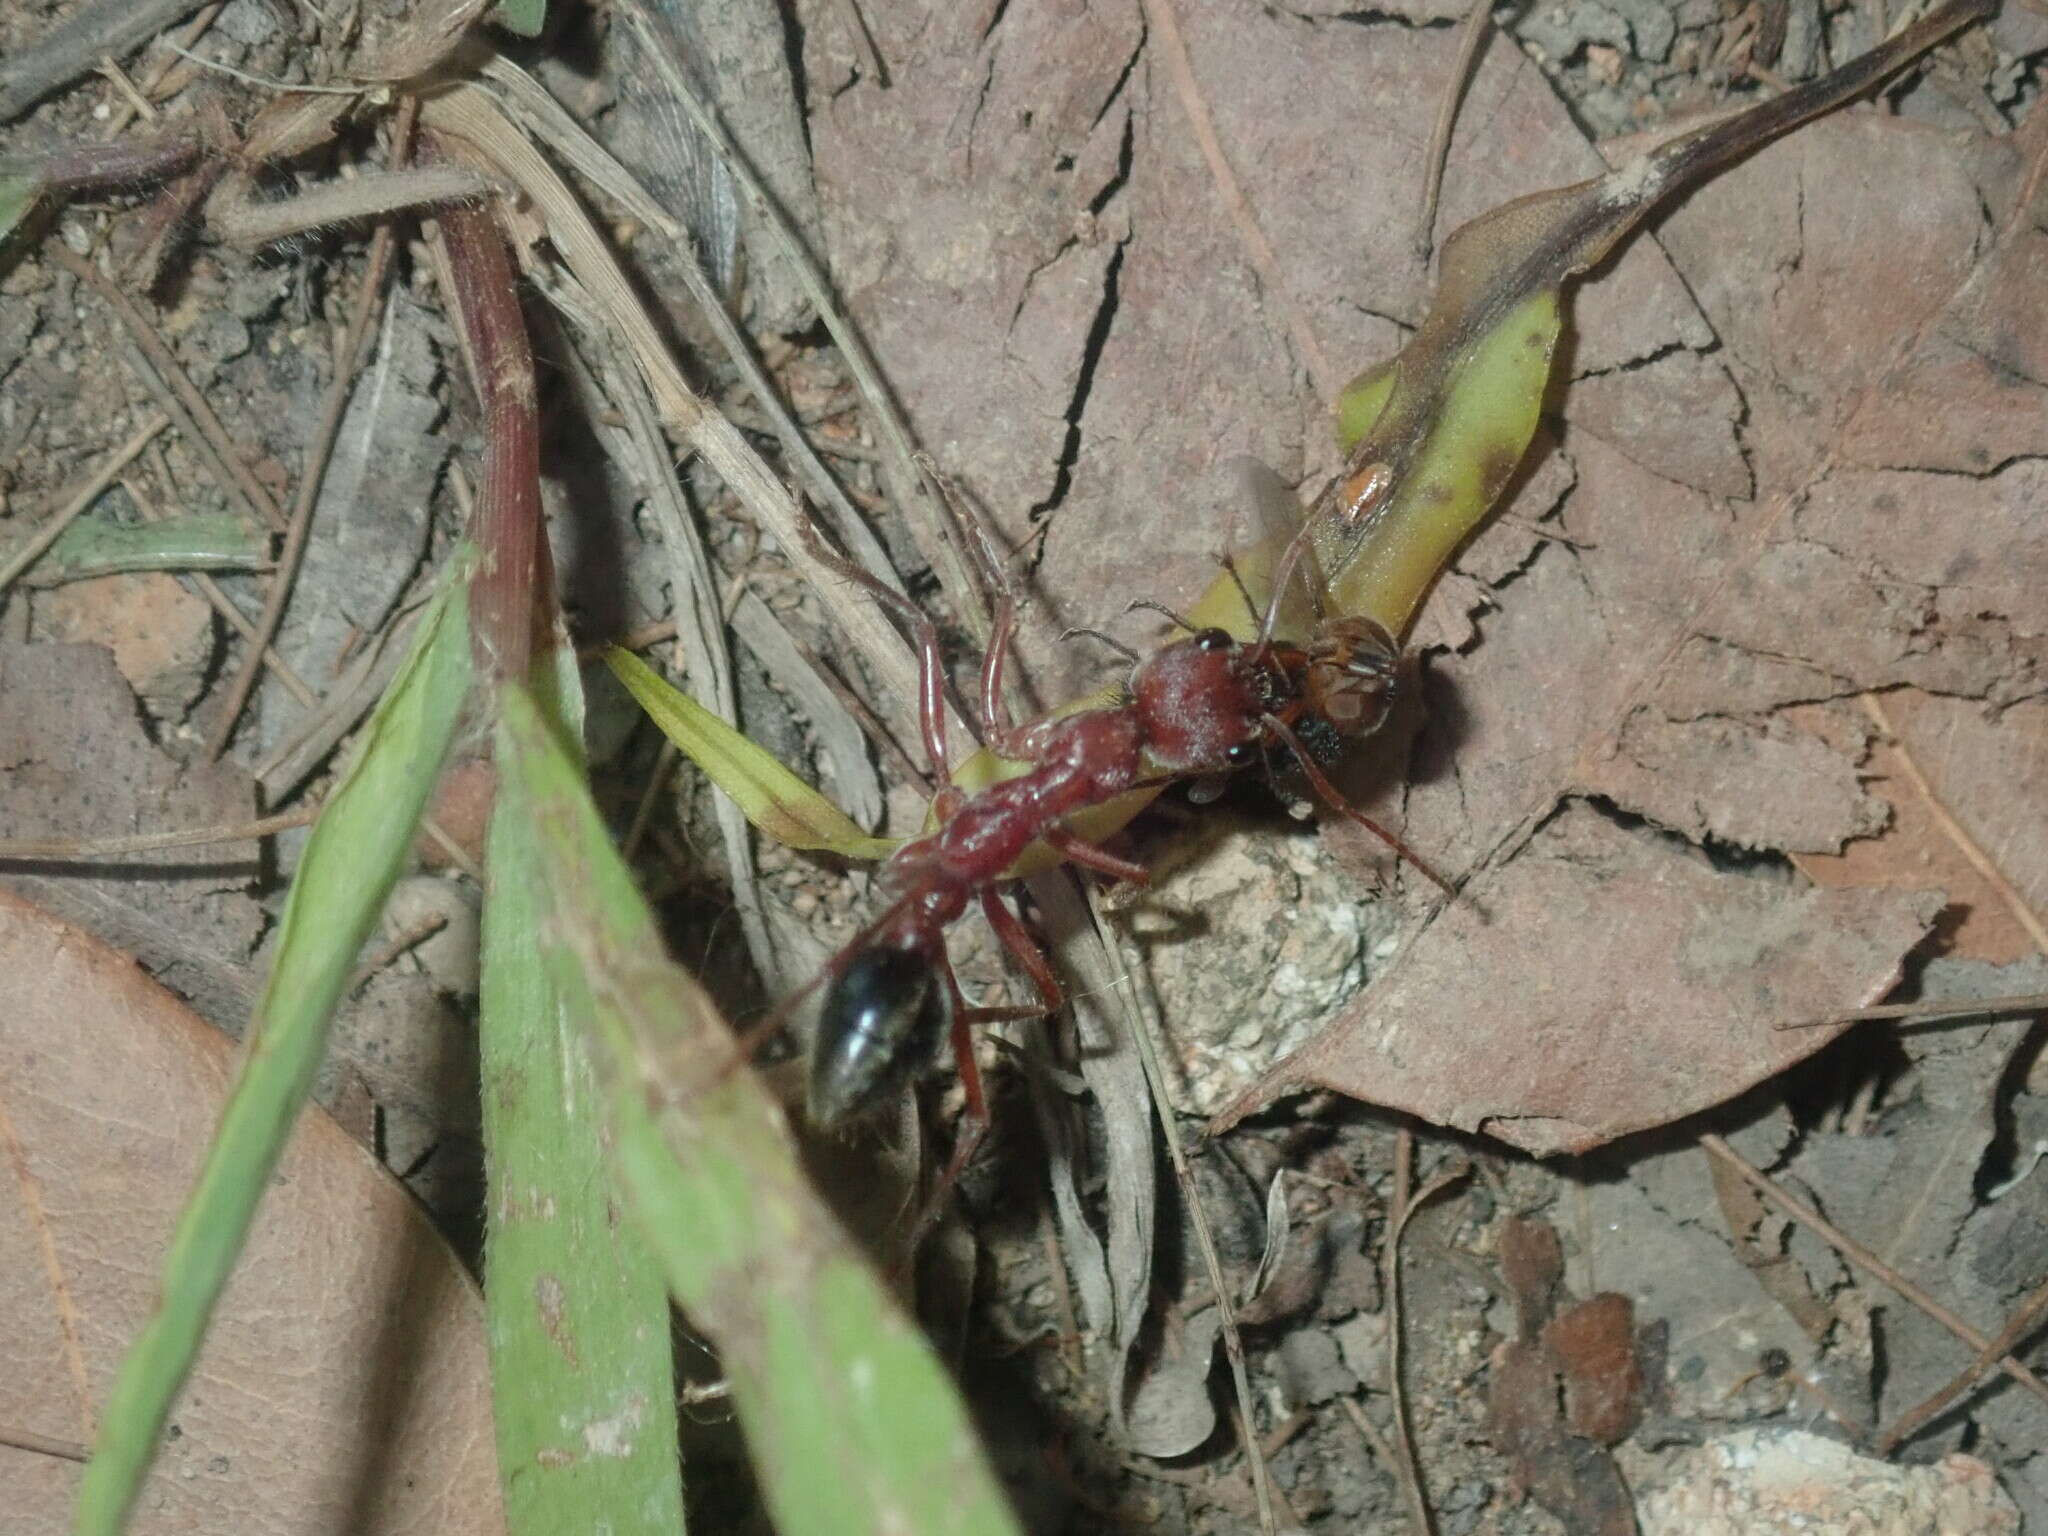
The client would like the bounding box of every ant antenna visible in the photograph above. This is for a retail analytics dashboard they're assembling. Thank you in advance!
[1125,598,1198,633]
[1256,521,1323,651]
[1217,550,1261,633]
[1262,713,1458,900]
[1059,625,1140,664]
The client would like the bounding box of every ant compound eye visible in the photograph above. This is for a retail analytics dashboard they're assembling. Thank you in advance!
[1224,741,1259,768]
[1196,628,1234,652]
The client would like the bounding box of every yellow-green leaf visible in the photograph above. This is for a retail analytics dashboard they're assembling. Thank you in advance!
[0,171,40,242]
[605,646,897,860]
[1306,0,1991,642]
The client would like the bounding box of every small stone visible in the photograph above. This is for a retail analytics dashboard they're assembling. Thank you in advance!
[1637,1429,2020,1534]
[1333,1310,1388,1385]
[384,875,482,997]
[1273,1328,1356,1408]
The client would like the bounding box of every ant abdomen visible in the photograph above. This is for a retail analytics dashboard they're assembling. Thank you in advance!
[808,943,953,1128]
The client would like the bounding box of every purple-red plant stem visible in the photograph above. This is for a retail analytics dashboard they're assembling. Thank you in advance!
[34,128,200,191]
[429,162,540,687]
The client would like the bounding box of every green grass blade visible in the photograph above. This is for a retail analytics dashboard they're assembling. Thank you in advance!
[492,0,547,37]
[0,170,41,242]
[75,567,474,1536]
[495,683,1022,1536]
[479,646,687,1534]
[32,511,268,583]
[605,646,896,859]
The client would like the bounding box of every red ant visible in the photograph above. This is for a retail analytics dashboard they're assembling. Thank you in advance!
[792,483,1450,1222]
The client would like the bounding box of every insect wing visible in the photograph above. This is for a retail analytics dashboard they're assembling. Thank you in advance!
[1188,456,1327,645]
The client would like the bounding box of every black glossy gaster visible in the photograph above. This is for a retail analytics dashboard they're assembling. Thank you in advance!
[808,944,952,1127]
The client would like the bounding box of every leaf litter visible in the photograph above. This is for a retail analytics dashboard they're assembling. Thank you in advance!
[0,889,498,1533]
[0,0,2042,1530]
[803,0,2046,1527]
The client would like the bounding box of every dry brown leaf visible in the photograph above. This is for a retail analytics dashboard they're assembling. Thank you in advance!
[0,640,264,1026]
[0,890,501,1535]
[804,8,2039,1149]
[805,0,1703,699]
[1236,802,1942,1152]
[1796,691,2046,963]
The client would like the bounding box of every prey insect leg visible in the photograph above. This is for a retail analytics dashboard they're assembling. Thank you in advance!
[1263,713,1457,898]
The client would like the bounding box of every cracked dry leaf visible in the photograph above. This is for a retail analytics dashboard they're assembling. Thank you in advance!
[1798,689,2048,963]
[805,3,2033,1153]
[805,0,1708,701]
[0,891,499,1536]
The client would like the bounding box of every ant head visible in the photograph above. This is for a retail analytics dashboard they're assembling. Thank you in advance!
[1126,629,1273,774]
[808,943,951,1128]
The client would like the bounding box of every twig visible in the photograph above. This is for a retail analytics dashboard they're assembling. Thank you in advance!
[49,246,287,533]
[1700,1133,2048,1411]
[1341,1390,1403,1470]
[118,474,320,707]
[35,128,199,193]
[1137,0,1338,401]
[210,163,486,247]
[1414,0,1495,267]
[611,2,987,638]
[0,0,205,120]
[102,2,222,140]
[1774,991,2048,1031]
[254,600,426,799]
[477,56,908,603]
[1861,692,2048,956]
[580,617,679,657]
[346,910,451,994]
[207,95,418,757]
[1040,1205,1084,1377]
[1878,1279,2048,1454]
[0,807,315,860]
[94,57,159,123]
[0,1424,90,1463]
[0,414,167,595]
[419,83,936,746]
[1382,1127,1448,1536]
[1096,904,1275,1535]
[157,40,365,97]
[622,737,680,864]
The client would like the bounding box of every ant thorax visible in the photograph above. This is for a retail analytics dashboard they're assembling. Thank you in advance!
[1129,630,1279,774]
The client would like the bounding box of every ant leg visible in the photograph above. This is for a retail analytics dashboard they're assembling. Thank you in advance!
[977,886,1066,1016]
[976,593,1041,762]
[1263,713,1458,899]
[901,889,1064,1253]
[901,962,993,1254]
[1043,825,1151,888]
[793,507,955,780]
